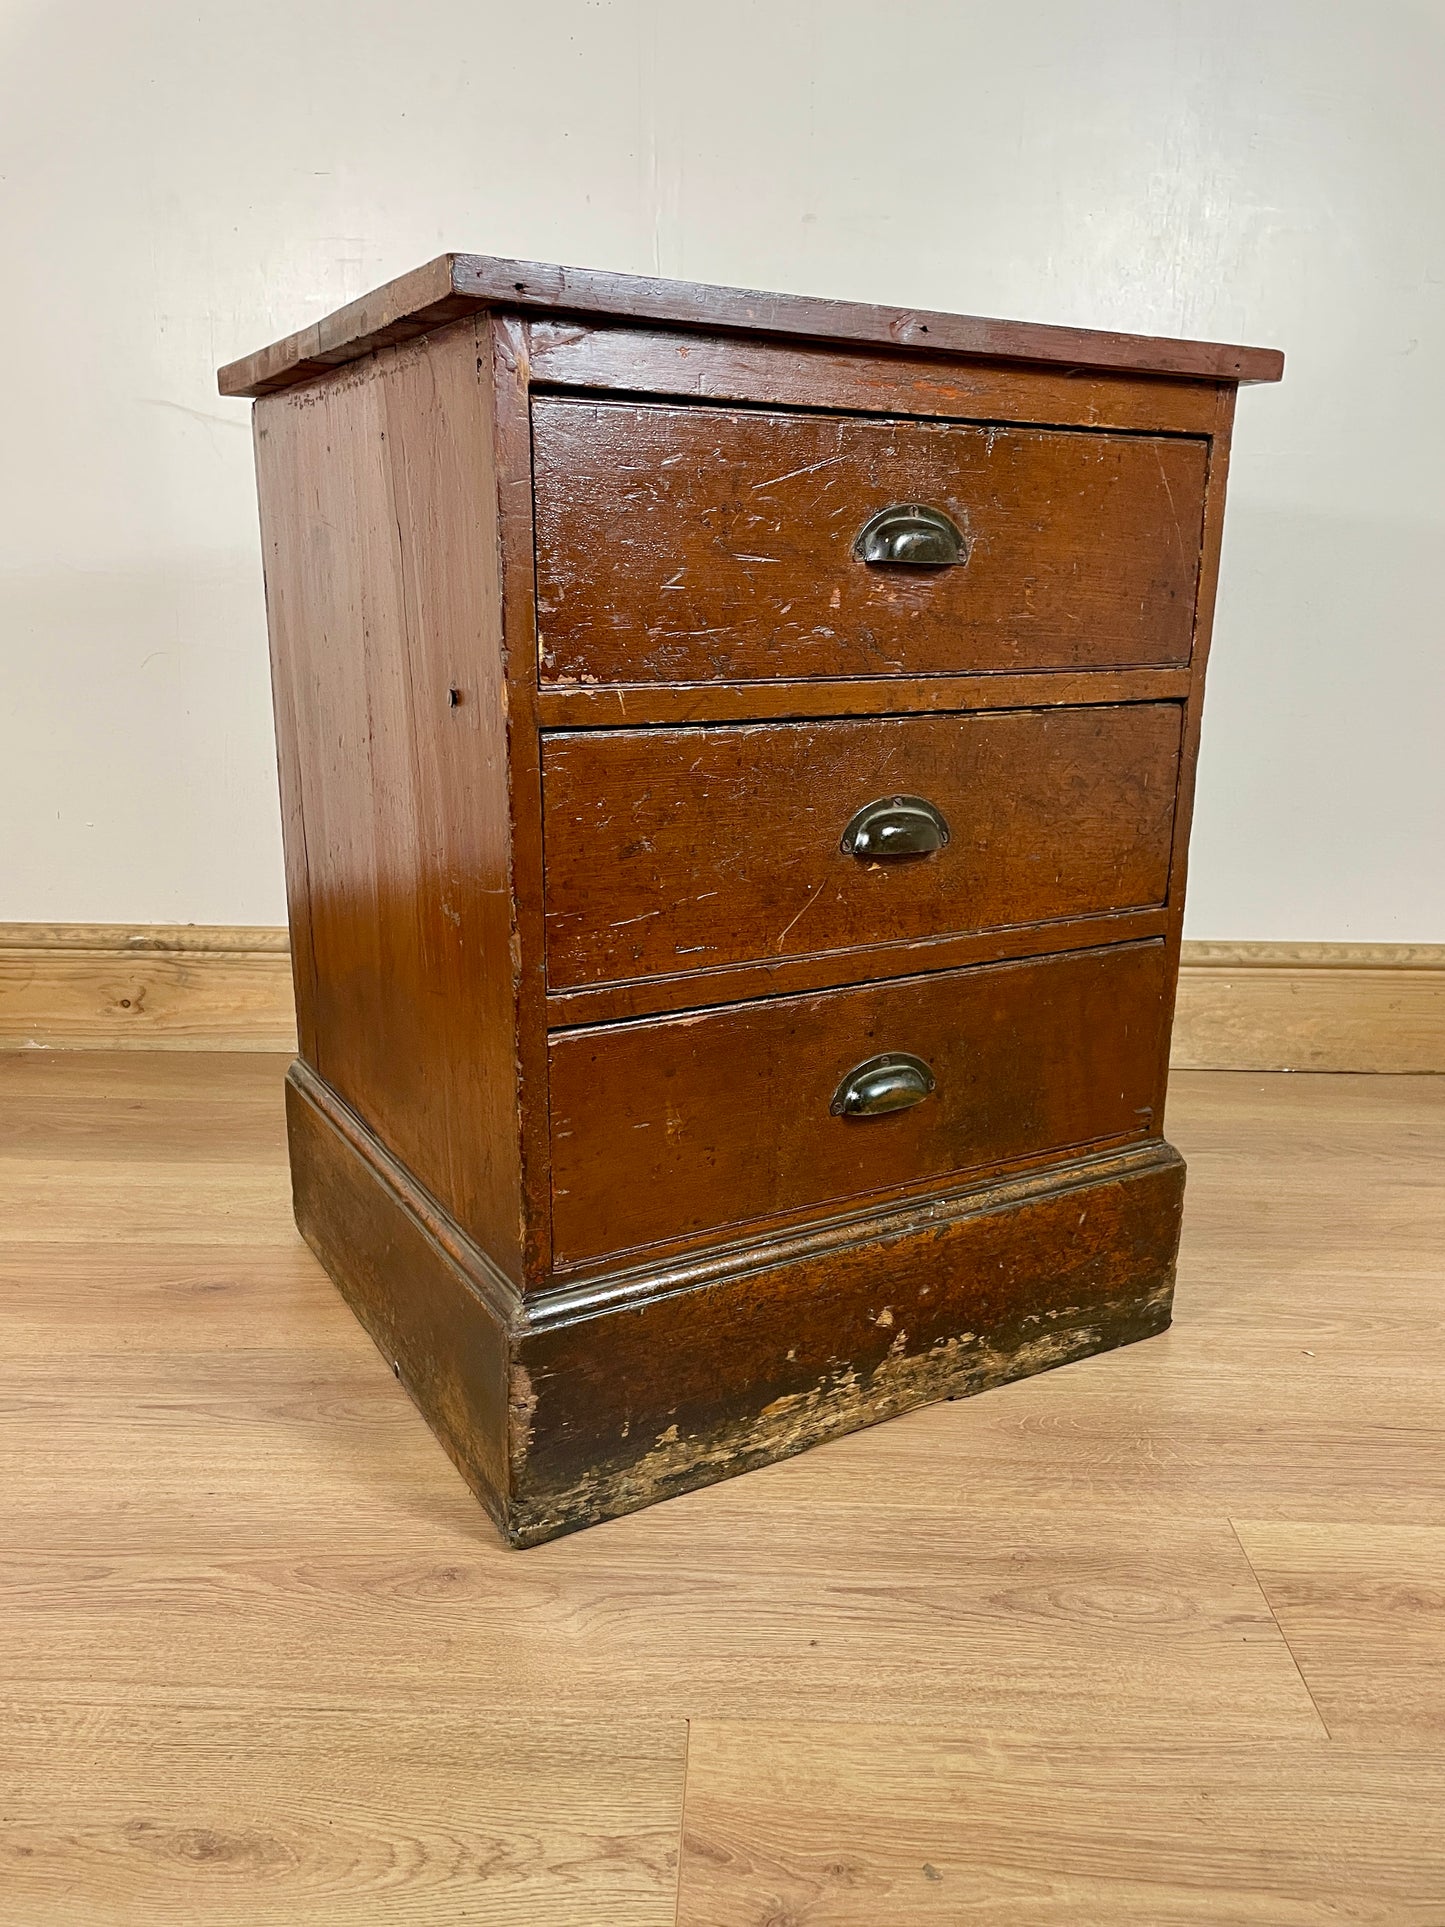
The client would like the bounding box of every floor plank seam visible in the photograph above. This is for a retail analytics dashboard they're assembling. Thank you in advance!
[1229,1516,1333,1740]
[673,1717,693,1927]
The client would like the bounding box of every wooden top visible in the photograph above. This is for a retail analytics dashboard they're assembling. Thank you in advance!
[217,254,1285,398]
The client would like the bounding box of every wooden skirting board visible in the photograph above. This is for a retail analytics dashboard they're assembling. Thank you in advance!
[1,925,1441,1071]
[0,924,296,1052]
[1171,941,1445,1073]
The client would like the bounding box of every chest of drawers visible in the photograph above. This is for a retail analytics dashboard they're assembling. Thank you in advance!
[221,257,1282,1545]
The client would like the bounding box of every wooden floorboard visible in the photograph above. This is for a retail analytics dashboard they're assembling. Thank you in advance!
[1234,1521,1445,1748]
[0,1055,1441,1920]
[676,1723,1445,1925]
[0,1703,685,1926]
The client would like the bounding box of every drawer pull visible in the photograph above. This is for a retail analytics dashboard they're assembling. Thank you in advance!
[841,795,951,859]
[854,504,966,567]
[830,1052,937,1118]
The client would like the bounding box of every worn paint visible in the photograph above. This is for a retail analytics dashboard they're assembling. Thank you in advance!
[509,1282,1173,1546]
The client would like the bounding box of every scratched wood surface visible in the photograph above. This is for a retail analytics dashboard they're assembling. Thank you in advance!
[239,293,1249,1533]
[541,704,1181,990]
[253,322,526,1276]
[547,940,1167,1265]
[4,1054,1440,1922]
[532,400,1209,684]
[522,317,1228,438]
[216,252,1284,399]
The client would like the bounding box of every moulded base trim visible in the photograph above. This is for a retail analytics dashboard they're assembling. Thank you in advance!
[286,1060,1185,1546]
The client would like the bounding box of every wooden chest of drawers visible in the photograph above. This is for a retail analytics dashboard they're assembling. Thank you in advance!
[221,257,1282,1545]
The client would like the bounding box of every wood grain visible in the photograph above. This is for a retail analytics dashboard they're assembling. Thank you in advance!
[512,1144,1184,1540]
[253,323,528,1277]
[4,1055,1444,1920]
[533,399,1208,684]
[1,1703,685,1926]
[1174,942,1445,1071]
[0,1509,1314,1737]
[533,666,1195,727]
[0,924,294,1050]
[226,271,1264,1531]
[541,704,1181,990]
[547,941,1168,1264]
[487,313,556,1283]
[1153,384,1235,1125]
[677,1722,1445,1925]
[285,1059,514,1528]
[542,910,1170,1028]
[523,317,1227,435]
[216,252,1284,399]
[825,1070,1445,1526]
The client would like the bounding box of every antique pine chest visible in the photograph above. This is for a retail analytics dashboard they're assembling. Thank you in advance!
[220,258,1282,1545]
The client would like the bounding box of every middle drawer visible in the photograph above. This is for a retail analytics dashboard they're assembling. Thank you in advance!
[542,703,1181,989]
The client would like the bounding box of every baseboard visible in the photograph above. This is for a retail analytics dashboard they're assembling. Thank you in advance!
[0,924,296,1051]
[1172,941,1445,1073]
[2,926,1441,1070]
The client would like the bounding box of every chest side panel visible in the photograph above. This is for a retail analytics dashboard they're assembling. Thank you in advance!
[254,322,525,1277]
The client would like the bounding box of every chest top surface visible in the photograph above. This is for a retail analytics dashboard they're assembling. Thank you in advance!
[218,253,1284,400]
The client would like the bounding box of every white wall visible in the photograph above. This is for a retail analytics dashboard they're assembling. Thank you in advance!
[2,0,1441,936]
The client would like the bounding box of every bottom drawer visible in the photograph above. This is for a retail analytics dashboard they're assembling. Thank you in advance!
[548,940,1168,1266]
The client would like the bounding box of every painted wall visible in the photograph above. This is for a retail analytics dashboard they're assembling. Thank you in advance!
[2,0,1441,936]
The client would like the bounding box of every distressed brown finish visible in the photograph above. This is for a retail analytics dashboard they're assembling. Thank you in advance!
[511,1142,1184,1543]
[217,252,1284,398]
[286,1046,1183,1542]
[286,1064,512,1516]
[548,941,1167,1267]
[534,400,1208,684]
[544,908,1170,1028]
[534,665,1193,727]
[230,256,1279,1542]
[542,704,1180,990]
[524,318,1227,437]
[253,323,526,1278]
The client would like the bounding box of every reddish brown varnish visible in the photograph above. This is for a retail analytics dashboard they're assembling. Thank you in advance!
[542,704,1181,989]
[226,257,1281,1544]
[533,401,1208,683]
[549,942,1168,1266]
[217,252,1283,399]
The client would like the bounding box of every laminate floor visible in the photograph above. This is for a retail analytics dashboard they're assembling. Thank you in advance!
[1,1055,1441,1923]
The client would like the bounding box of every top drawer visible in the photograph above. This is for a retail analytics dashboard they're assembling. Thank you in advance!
[533,399,1208,686]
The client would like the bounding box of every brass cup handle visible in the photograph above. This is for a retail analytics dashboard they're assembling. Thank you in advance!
[841,795,950,859]
[853,504,967,566]
[831,1053,937,1118]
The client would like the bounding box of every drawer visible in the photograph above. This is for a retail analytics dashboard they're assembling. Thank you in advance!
[543,704,1181,989]
[549,939,1167,1265]
[533,399,1208,685]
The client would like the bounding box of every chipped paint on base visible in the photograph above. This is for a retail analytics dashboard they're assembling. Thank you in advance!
[509,1281,1172,1545]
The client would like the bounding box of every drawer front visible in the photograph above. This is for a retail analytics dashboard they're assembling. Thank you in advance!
[533,400,1208,685]
[549,940,1167,1265]
[543,704,1181,989]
